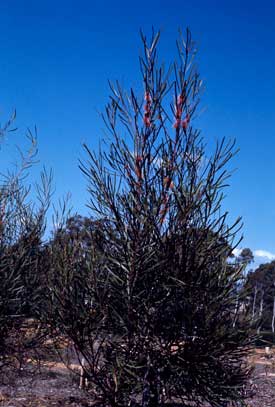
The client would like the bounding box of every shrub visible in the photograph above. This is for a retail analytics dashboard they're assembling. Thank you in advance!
[49,29,254,406]
[0,114,51,371]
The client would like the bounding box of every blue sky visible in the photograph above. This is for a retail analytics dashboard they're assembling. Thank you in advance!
[0,0,274,265]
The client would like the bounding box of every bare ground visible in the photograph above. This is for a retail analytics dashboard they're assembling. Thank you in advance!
[0,348,274,407]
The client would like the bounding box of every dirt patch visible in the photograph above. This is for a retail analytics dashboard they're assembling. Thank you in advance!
[0,358,93,406]
[0,348,274,406]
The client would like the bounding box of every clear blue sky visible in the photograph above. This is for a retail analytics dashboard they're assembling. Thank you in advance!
[0,0,274,264]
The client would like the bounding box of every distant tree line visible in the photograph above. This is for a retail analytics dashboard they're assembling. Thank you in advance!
[244,255,275,334]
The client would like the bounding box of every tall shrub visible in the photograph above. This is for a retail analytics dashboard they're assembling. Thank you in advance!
[51,29,253,406]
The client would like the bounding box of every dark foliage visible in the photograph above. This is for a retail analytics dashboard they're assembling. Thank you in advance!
[0,113,52,371]
[47,29,254,406]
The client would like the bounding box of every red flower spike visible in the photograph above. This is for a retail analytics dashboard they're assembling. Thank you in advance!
[173,118,181,129]
[144,91,151,102]
[143,116,151,127]
[177,94,185,105]
[163,177,174,189]
[144,103,150,113]
[174,94,186,128]
[182,120,188,131]
[182,114,190,131]
[143,91,152,127]
[175,108,182,119]
[135,156,143,179]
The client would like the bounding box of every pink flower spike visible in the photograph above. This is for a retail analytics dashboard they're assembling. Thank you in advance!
[182,114,190,130]
[173,118,181,129]
[144,91,151,102]
[177,94,184,106]
[143,116,151,127]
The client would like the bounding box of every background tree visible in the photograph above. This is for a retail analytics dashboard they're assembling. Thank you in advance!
[230,248,254,328]
[236,248,254,268]
[245,260,275,333]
